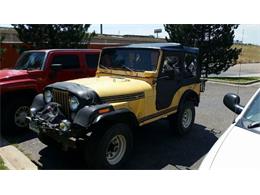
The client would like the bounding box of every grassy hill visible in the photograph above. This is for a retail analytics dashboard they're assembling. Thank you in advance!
[234,43,260,63]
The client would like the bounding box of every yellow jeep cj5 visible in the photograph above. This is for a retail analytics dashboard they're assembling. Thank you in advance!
[28,43,205,169]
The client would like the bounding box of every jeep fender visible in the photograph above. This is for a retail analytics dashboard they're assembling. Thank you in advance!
[93,108,139,128]
[179,89,200,107]
[31,93,45,111]
[1,88,38,107]
[74,107,139,133]
[73,104,113,128]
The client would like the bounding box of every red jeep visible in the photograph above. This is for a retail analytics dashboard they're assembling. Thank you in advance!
[0,49,100,134]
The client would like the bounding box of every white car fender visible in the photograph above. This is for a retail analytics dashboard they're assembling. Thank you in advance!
[199,124,235,169]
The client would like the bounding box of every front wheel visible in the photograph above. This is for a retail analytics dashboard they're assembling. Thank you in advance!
[85,123,133,169]
[1,97,32,135]
[169,101,195,135]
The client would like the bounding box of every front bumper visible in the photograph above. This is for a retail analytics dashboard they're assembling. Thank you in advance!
[29,93,115,150]
[28,102,83,150]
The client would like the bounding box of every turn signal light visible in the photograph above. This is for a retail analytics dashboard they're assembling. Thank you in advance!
[98,108,110,114]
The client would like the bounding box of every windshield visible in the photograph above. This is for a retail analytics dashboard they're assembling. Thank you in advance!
[15,52,46,70]
[243,91,260,123]
[239,90,260,132]
[100,48,159,72]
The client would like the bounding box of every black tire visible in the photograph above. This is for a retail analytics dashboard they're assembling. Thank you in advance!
[169,101,195,135]
[84,123,133,169]
[1,96,32,135]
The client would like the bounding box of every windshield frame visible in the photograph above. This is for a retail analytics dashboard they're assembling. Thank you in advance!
[243,90,260,120]
[99,48,161,73]
[236,89,260,132]
[15,51,47,71]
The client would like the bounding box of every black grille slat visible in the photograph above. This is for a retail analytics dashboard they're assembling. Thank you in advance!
[52,89,70,116]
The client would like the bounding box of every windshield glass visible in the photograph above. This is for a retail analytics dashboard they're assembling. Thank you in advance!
[15,52,46,70]
[243,91,260,123]
[100,48,159,72]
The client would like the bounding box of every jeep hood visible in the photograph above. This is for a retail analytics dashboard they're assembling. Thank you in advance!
[68,76,152,97]
[0,69,29,82]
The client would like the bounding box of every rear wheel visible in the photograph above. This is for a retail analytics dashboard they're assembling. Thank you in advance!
[85,123,133,169]
[169,101,195,135]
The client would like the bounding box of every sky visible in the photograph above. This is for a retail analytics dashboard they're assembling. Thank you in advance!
[1,24,259,45]
[88,24,260,45]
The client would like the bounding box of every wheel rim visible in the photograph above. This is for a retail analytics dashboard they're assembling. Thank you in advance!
[105,134,127,165]
[14,106,30,128]
[182,108,192,129]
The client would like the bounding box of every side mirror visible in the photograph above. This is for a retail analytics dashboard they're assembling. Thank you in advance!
[51,64,62,71]
[223,93,244,114]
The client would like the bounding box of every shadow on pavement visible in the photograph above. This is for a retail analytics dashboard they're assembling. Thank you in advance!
[38,146,86,170]
[1,130,37,147]
[123,120,219,169]
[37,119,219,170]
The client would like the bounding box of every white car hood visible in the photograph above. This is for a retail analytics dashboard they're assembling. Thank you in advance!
[200,125,260,169]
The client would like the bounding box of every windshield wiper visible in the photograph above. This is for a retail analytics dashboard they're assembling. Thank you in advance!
[120,65,134,72]
[99,64,110,70]
[248,121,260,129]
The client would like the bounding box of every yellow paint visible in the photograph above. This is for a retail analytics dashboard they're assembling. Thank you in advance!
[67,49,201,126]
[68,76,153,97]
[69,75,200,126]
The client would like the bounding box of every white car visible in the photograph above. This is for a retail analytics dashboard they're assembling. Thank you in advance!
[200,88,260,169]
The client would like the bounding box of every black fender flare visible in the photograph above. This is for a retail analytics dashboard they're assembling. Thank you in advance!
[74,107,139,134]
[93,108,139,128]
[1,89,38,104]
[31,93,45,111]
[179,89,200,107]
[73,104,113,128]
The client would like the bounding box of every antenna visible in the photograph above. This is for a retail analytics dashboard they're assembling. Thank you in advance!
[237,28,244,95]
[234,28,244,120]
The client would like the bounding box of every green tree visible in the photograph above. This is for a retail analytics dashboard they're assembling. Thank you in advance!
[164,24,242,77]
[12,24,96,49]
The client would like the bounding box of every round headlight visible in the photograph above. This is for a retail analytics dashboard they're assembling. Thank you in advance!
[69,96,79,111]
[44,90,53,103]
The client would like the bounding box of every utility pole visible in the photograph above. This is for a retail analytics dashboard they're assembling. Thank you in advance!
[100,24,103,35]
[241,29,244,43]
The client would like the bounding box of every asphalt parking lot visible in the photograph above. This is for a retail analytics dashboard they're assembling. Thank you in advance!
[3,82,260,170]
[210,63,260,77]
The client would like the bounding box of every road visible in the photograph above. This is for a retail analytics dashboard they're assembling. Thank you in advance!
[210,63,260,77]
[3,82,260,170]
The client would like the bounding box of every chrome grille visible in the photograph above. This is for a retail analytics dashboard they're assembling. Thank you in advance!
[52,89,70,116]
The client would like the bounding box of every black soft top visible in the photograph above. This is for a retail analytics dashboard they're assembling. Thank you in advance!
[119,43,199,54]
